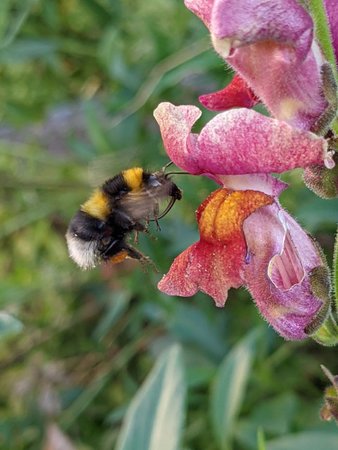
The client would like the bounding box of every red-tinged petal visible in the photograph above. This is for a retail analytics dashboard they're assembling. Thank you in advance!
[324,0,338,63]
[158,240,244,306]
[243,206,324,340]
[199,74,259,111]
[158,188,273,306]
[154,103,332,175]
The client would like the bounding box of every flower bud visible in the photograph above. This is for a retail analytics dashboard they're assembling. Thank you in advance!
[303,153,338,198]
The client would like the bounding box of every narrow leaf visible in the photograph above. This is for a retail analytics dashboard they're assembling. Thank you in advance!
[267,432,338,450]
[210,329,259,449]
[115,345,186,450]
[0,0,11,42]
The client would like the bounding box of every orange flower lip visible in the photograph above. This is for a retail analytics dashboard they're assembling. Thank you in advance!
[198,188,274,243]
[158,188,274,308]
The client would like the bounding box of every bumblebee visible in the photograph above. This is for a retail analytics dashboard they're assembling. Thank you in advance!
[66,166,182,269]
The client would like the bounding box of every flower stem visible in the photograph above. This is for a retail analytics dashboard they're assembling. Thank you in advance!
[334,227,338,313]
[307,0,338,82]
[332,119,338,135]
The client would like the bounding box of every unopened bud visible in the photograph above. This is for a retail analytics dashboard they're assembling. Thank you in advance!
[303,153,338,199]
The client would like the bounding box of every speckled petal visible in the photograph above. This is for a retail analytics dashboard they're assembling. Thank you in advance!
[243,206,324,340]
[158,240,244,306]
[199,74,259,111]
[154,103,331,175]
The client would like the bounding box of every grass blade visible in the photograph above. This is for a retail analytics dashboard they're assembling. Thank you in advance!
[210,329,260,449]
[116,345,186,450]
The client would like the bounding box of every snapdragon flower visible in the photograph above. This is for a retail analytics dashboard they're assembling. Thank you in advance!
[154,103,332,340]
[184,0,338,131]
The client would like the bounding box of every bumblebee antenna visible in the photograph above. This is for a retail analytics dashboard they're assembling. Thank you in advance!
[166,171,190,176]
[162,160,191,176]
[162,161,174,172]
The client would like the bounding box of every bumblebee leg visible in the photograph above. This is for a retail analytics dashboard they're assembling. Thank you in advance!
[152,204,161,231]
[133,222,147,232]
[114,210,146,232]
[134,230,139,244]
[124,244,158,272]
[154,217,161,231]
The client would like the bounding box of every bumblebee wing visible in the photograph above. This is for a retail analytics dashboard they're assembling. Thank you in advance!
[120,190,158,222]
[120,185,175,223]
[87,149,140,187]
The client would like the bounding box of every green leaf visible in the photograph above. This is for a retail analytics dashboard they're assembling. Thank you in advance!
[91,291,131,342]
[115,345,186,450]
[235,393,299,449]
[0,0,38,49]
[267,432,338,450]
[210,329,259,450]
[0,39,57,63]
[169,303,226,361]
[0,0,11,42]
[0,312,23,338]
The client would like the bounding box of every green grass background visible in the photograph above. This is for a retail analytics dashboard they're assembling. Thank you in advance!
[0,1,337,449]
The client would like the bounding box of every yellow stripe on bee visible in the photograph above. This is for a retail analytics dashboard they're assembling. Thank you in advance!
[110,250,128,265]
[122,167,144,191]
[81,189,110,221]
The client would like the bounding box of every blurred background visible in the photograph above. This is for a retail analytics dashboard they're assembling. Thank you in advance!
[0,1,338,449]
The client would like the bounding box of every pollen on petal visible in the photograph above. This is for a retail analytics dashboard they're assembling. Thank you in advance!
[198,188,274,242]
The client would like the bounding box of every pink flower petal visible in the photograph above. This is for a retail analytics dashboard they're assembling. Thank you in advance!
[243,206,324,340]
[185,0,329,130]
[211,0,313,61]
[154,102,331,176]
[184,0,214,27]
[153,103,201,173]
[215,174,288,197]
[225,41,326,130]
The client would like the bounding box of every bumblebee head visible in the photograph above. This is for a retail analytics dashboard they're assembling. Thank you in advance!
[66,210,106,269]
